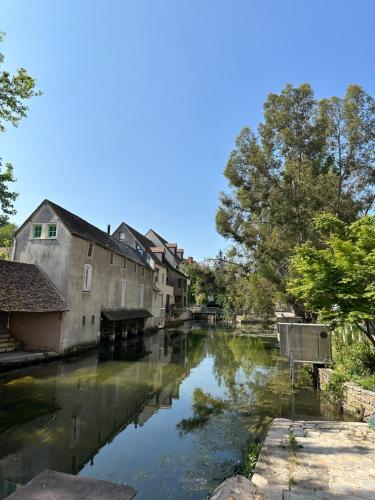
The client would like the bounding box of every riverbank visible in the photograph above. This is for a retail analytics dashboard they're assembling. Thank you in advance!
[212,418,375,499]
[0,349,61,373]
[319,367,375,421]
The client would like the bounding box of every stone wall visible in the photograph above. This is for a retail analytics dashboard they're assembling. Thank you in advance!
[318,368,375,421]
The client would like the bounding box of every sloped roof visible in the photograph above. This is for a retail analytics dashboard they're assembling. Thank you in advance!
[38,201,149,268]
[0,260,68,313]
[101,308,152,321]
[121,223,167,268]
[147,229,184,264]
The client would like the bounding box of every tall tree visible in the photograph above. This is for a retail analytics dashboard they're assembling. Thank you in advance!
[288,213,375,349]
[0,32,41,225]
[216,84,375,315]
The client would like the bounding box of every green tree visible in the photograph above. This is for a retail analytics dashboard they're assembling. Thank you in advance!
[216,84,375,315]
[288,213,375,348]
[0,222,16,247]
[0,32,41,224]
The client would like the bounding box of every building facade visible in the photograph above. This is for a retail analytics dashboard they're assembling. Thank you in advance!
[145,229,189,307]
[112,222,175,328]
[13,200,154,352]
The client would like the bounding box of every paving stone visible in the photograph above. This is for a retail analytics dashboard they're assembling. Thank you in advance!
[251,419,375,499]
[6,469,136,500]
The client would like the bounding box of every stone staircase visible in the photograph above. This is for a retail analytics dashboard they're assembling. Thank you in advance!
[0,332,19,353]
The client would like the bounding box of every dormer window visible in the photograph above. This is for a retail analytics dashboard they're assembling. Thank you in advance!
[87,242,94,258]
[47,224,57,239]
[33,224,42,238]
[109,252,115,265]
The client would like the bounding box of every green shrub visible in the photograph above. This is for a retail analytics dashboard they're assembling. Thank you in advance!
[323,372,346,406]
[359,374,375,392]
[333,328,375,379]
[240,441,262,477]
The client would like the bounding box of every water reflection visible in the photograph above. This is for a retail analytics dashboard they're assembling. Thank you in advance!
[0,323,344,499]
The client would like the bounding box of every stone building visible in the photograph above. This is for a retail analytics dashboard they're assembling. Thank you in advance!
[112,222,175,328]
[13,200,154,352]
[0,260,68,352]
[145,229,189,307]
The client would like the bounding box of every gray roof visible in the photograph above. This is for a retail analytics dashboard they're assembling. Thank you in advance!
[43,201,150,268]
[101,308,152,321]
[121,223,166,268]
[0,260,68,313]
[123,223,187,277]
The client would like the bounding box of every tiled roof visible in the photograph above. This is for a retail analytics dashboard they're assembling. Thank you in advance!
[148,229,169,246]
[150,247,166,253]
[122,223,167,268]
[147,229,184,263]
[45,201,150,268]
[0,260,68,312]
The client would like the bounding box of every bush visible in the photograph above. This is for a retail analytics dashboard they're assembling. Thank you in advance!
[323,372,346,406]
[359,374,375,392]
[333,327,375,380]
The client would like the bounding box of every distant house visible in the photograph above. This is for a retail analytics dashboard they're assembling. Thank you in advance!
[145,229,189,307]
[0,260,68,352]
[13,200,154,353]
[112,222,175,328]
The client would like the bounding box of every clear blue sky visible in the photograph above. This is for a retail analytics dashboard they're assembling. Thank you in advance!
[1,0,374,260]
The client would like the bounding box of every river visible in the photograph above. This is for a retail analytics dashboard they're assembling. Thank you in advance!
[0,322,342,499]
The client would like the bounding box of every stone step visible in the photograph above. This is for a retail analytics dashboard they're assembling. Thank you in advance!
[0,334,15,343]
[0,346,19,353]
[0,341,19,352]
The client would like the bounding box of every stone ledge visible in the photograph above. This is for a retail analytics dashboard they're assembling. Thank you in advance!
[318,368,375,421]
[6,469,136,500]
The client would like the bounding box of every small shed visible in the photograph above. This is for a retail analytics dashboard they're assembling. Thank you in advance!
[0,260,68,352]
[278,322,332,363]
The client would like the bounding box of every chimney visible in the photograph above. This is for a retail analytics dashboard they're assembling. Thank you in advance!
[177,248,184,260]
[107,224,111,235]
[187,256,193,265]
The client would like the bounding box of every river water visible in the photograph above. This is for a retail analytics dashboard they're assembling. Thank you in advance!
[0,323,342,499]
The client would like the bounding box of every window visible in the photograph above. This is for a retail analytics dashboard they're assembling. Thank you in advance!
[119,232,125,240]
[161,273,164,284]
[47,224,57,238]
[109,252,114,265]
[91,315,95,325]
[33,224,42,238]
[120,279,127,306]
[142,268,145,277]
[83,264,92,291]
[82,315,86,326]
[139,284,144,307]
[87,242,94,258]
[134,262,137,273]
[123,258,127,269]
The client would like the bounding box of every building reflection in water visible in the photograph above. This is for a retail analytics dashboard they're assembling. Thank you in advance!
[0,328,200,499]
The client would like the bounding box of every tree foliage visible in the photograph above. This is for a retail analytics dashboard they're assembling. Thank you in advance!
[0,222,16,247]
[288,213,375,348]
[0,32,41,223]
[216,83,375,314]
